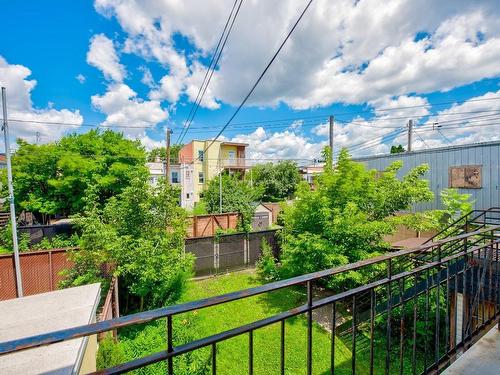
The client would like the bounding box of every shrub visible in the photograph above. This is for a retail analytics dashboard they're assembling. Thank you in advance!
[97,317,210,374]
[256,239,279,282]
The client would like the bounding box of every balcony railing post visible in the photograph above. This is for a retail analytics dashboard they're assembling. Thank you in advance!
[369,290,375,375]
[212,343,217,375]
[307,280,313,375]
[167,315,174,375]
[331,301,337,375]
[280,320,285,375]
[352,295,357,375]
[386,258,392,375]
[249,330,253,375]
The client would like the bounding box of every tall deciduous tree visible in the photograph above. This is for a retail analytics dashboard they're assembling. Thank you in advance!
[251,161,301,201]
[63,176,193,310]
[201,172,259,231]
[275,148,434,290]
[6,130,147,219]
[147,145,183,162]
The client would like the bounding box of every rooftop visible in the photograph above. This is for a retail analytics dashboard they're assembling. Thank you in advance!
[0,283,100,375]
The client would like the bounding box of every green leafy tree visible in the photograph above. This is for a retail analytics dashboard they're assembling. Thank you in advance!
[251,161,301,201]
[5,130,147,220]
[201,172,259,231]
[62,176,193,310]
[272,148,434,289]
[390,144,405,153]
[440,188,474,221]
[147,145,183,163]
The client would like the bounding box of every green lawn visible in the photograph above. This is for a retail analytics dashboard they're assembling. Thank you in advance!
[177,270,365,375]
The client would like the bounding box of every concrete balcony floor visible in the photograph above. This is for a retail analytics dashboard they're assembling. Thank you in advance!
[443,326,500,374]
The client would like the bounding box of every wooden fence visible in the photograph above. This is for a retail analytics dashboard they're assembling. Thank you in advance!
[98,276,120,339]
[187,212,239,238]
[0,248,74,300]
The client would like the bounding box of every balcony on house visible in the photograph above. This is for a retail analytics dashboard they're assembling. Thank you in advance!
[220,142,247,171]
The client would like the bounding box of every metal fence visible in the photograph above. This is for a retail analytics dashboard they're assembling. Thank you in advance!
[18,223,74,245]
[0,248,74,300]
[2,225,499,374]
[186,229,279,276]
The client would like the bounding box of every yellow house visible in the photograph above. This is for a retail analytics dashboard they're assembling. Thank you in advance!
[178,140,248,208]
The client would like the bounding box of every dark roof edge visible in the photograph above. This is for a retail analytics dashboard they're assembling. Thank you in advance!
[353,140,500,162]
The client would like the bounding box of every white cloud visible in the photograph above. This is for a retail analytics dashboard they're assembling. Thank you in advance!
[93,0,500,110]
[91,83,168,138]
[0,55,83,146]
[139,66,155,88]
[87,34,126,82]
[230,126,326,163]
[405,90,500,149]
[76,74,86,84]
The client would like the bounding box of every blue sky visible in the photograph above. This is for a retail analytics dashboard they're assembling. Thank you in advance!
[1,0,500,162]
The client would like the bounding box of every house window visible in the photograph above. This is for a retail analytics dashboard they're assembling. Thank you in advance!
[171,171,179,183]
[228,150,236,163]
[198,150,204,161]
[186,171,190,179]
[198,172,204,183]
[186,193,190,199]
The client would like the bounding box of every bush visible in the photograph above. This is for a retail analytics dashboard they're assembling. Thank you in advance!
[62,177,193,311]
[97,317,210,374]
[256,239,279,282]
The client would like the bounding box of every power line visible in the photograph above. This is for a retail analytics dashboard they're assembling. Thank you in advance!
[199,0,315,159]
[3,102,500,133]
[176,0,244,145]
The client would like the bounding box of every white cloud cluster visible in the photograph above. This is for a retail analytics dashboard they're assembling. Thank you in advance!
[230,126,326,163]
[91,83,168,138]
[92,0,500,110]
[87,34,126,82]
[86,32,169,146]
[404,90,500,149]
[0,55,83,146]
[87,0,500,154]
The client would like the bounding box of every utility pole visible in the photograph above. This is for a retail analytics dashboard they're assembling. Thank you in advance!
[165,127,172,183]
[407,119,413,153]
[2,87,23,297]
[329,115,334,168]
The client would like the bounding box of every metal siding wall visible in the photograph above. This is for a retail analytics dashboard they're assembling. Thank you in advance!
[357,143,500,211]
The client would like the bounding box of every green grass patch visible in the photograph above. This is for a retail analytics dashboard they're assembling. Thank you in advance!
[178,269,367,374]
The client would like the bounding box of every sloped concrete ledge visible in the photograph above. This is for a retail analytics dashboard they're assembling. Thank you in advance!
[443,326,500,375]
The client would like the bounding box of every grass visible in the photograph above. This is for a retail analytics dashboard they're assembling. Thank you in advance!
[177,269,366,375]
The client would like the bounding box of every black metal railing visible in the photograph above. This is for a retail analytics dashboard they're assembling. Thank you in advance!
[1,226,500,374]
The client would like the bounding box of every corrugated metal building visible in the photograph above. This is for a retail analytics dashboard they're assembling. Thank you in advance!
[354,141,500,211]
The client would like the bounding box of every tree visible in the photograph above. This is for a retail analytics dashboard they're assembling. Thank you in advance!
[251,161,301,201]
[62,175,193,310]
[390,144,405,154]
[147,145,183,163]
[273,148,434,289]
[5,130,147,220]
[201,172,259,231]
